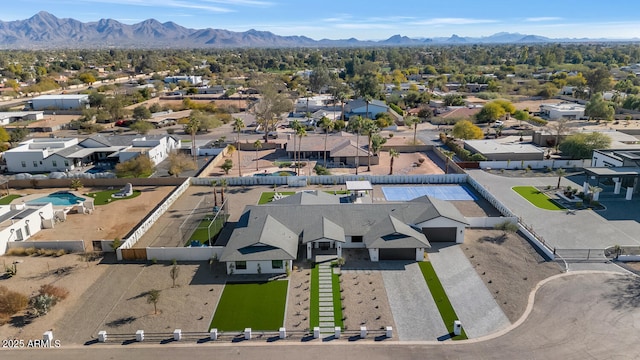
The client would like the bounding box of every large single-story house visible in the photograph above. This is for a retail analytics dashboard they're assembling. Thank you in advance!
[3,134,180,173]
[220,191,468,275]
[284,132,375,167]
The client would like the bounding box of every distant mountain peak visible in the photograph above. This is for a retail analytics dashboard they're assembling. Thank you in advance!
[0,12,635,49]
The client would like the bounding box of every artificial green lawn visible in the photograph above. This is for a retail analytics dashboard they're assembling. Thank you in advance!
[186,214,228,246]
[258,190,350,205]
[512,186,565,211]
[258,191,295,204]
[309,264,343,330]
[210,281,288,331]
[418,262,467,340]
[85,189,141,205]
[0,194,21,205]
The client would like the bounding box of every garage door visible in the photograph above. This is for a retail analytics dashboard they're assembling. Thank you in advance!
[422,227,456,242]
[379,248,416,260]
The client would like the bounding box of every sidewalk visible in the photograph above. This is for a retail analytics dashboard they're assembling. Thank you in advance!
[428,244,510,338]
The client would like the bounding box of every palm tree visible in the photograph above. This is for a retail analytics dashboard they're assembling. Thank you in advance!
[362,119,379,172]
[337,92,348,121]
[389,148,399,175]
[232,117,245,177]
[405,116,422,145]
[363,95,373,120]
[296,126,307,176]
[253,140,262,171]
[349,116,365,175]
[184,115,201,163]
[290,119,301,171]
[218,179,228,205]
[588,185,603,204]
[319,116,334,166]
[555,168,566,189]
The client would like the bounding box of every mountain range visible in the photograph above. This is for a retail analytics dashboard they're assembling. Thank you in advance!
[0,12,635,49]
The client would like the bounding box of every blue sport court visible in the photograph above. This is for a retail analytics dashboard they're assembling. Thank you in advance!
[381,185,477,201]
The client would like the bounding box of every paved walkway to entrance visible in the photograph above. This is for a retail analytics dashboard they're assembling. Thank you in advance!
[315,255,336,334]
[428,244,510,338]
[380,262,447,340]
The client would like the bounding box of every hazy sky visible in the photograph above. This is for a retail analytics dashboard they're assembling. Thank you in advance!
[4,0,640,40]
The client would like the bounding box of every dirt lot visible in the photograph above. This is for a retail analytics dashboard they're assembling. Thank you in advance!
[461,229,563,322]
[17,186,174,245]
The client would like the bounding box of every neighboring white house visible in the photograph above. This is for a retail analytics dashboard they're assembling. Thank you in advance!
[0,202,54,255]
[540,103,585,120]
[4,135,181,173]
[164,76,206,86]
[28,95,89,111]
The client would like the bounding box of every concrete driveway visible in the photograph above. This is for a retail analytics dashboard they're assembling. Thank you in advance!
[380,262,447,340]
[10,272,639,360]
[467,169,640,250]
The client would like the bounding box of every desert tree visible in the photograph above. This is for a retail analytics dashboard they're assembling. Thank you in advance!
[389,148,399,175]
[147,289,160,314]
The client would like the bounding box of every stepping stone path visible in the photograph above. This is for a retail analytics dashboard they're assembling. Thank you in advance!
[317,262,335,334]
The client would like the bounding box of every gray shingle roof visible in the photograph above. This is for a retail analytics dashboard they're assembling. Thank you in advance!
[410,196,469,225]
[220,214,298,262]
[302,216,346,244]
[365,215,428,249]
[223,196,468,262]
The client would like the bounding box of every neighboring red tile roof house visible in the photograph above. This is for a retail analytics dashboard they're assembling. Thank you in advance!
[439,107,481,119]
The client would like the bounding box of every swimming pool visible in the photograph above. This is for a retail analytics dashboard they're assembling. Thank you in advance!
[381,185,477,201]
[27,192,86,206]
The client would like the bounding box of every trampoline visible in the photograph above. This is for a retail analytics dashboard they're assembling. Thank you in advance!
[381,185,477,201]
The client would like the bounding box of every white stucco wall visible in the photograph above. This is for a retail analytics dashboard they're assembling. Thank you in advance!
[227,260,291,275]
[0,203,54,255]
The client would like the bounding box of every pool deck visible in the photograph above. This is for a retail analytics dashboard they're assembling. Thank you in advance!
[8,191,87,209]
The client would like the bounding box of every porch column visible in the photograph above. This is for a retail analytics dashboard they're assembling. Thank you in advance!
[593,191,600,201]
[614,178,622,195]
[306,243,312,260]
[583,181,589,194]
[626,187,634,200]
[337,243,342,259]
[415,248,424,261]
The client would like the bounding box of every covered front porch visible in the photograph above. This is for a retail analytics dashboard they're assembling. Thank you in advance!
[583,167,640,201]
[302,216,346,260]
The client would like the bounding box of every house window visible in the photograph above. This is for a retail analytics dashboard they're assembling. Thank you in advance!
[33,161,38,167]
[272,260,283,269]
[235,261,247,270]
[25,225,30,237]
[21,161,26,168]
[52,160,57,167]
[64,160,69,166]
[351,235,363,243]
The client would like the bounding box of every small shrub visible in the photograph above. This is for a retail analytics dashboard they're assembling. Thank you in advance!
[0,313,11,325]
[278,162,292,168]
[25,247,38,256]
[0,286,29,314]
[30,294,56,317]
[39,284,69,300]
[55,249,67,257]
[6,247,27,256]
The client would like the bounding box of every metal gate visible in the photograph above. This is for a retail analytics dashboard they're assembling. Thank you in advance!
[121,248,147,261]
[553,249,606,262]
